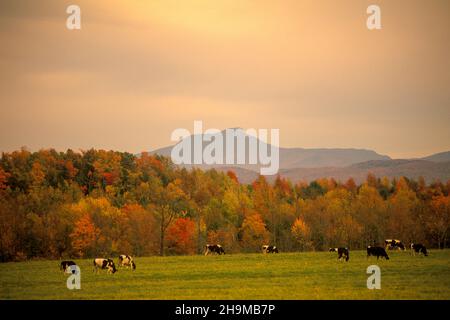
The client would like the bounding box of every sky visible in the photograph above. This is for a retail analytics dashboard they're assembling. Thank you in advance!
[0,0,449,159]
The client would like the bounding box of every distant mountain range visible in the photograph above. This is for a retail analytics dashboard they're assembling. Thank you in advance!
[149,129,450,184]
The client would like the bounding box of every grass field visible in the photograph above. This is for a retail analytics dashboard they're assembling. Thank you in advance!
[1,250,449,300]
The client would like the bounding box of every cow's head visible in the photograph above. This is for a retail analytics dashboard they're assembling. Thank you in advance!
[108,260,117,273]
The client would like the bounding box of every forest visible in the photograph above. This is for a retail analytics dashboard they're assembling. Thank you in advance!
[0,148,449,262]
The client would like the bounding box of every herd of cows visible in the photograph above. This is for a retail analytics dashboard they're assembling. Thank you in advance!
[60,254,136,274]
[59,241,429,274]
[328,240,429,262]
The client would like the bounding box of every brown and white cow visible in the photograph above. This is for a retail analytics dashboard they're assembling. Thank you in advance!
[329,247,349,261]
[118,254,136,270]
[93,258,117,274]
[385,239,405,250]
[262,245,279,254]
[410,243,428,256]
[60,260,77,273]
[204,244,225,255]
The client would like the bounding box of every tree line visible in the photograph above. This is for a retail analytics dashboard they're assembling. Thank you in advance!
[0,148,449,262]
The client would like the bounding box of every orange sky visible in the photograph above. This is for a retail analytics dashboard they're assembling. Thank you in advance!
[0,0,449,158]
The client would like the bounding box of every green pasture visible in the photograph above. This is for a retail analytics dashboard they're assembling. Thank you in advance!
[1,250,449,299]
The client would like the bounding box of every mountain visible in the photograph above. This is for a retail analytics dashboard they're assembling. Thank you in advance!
[276,159,450,184]
[209,160,450,184]
[278,147,390,169]
[150,128,391,170]
[421,151,450,163]
[148,129,449,184]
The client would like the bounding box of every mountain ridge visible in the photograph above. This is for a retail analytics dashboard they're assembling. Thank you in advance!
[148,129,449,183]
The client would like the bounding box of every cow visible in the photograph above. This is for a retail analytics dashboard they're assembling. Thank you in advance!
[93,258,117,274]
[262,245,279,254]
[204,244,225,255]
[60,260,76,273]
[329,247,349,262]
[118,254,136,270]
[410,243,428,256]
[367,246,390,260]
[385,239,405,251]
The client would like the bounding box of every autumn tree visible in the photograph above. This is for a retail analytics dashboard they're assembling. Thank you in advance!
[166,217,196,255]
[159,180,189,255]
[353,184,388,246]
[122,204,158,256]
[0,167,9,190]
[70,214,101,257]
[291,218,312,251]
[240,213,269,252]
[427,195,450,248]
[387,178,420,243]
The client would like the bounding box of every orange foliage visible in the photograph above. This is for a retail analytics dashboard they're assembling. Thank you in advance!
[70,214,101,257]
[64,160,78,180]
[0,167,9,190]
[227,170,239,184]
[137,152,164,172]
[344,178,357,193]
[30,162,45,187]
[166,217,196,255]
[274,176,292,197]
[241,213,269,251]
[102,172,117,186]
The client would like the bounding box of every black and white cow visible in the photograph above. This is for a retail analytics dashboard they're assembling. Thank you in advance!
[60,260,76,273]
[410,243,428,256]
[329,247,349,261]
[367,246,390,260]
[204,244,225,255]
[93,258,117,274]
[118,254,136,270]
[385,239,405,250]
[262,245,279,254]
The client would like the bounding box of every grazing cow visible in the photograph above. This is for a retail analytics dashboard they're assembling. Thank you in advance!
[329,247,349,262]
[60,260,76,273]
[118,254,136,270]
[204,244,225,255]
[262,245,279,254]
[410,243,428,256]
[93,258,117,274]
[385,239,405,250]
[367,246,390,260]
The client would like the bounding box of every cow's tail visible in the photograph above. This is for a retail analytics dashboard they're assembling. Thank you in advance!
[423,247,428,256]
[346,251,349,262]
